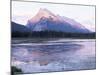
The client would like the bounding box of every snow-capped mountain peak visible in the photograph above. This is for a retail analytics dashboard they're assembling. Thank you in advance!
[27,8,91,33]
[29,8,59,23]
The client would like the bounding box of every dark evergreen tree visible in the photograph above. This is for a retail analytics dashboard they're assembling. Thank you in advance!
[11,66,22,75]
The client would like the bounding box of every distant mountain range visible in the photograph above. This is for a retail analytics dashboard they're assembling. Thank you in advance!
[11,8,95,38]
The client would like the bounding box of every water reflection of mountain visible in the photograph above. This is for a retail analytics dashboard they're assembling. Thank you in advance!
[11,39,95,73]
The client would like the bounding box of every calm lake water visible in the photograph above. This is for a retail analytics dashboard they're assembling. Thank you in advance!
[11,38,96,73]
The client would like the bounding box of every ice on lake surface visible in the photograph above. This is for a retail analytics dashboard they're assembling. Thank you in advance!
[11,38,96,73]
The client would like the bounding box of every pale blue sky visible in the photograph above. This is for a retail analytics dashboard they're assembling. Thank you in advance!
[12,1,95,31]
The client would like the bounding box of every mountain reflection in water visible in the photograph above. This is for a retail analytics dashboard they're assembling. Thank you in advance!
[11,39,96,73]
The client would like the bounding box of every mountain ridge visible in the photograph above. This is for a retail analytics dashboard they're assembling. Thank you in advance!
[11,22,31,32]
[27,8,91,33]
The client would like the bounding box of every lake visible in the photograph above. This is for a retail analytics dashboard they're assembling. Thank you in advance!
[11,38,96,73]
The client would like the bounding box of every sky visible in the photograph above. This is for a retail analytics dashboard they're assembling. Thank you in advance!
[12,1,95,32]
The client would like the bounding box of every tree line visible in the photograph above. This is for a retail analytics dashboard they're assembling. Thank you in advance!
[12,30,96,39]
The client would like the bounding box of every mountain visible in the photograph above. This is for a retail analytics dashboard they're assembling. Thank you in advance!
[27,8,91,33]
[11,22,31,33]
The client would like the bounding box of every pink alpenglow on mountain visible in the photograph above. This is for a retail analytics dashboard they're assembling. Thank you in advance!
[27,8,91,33]
[29,8,60,23]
